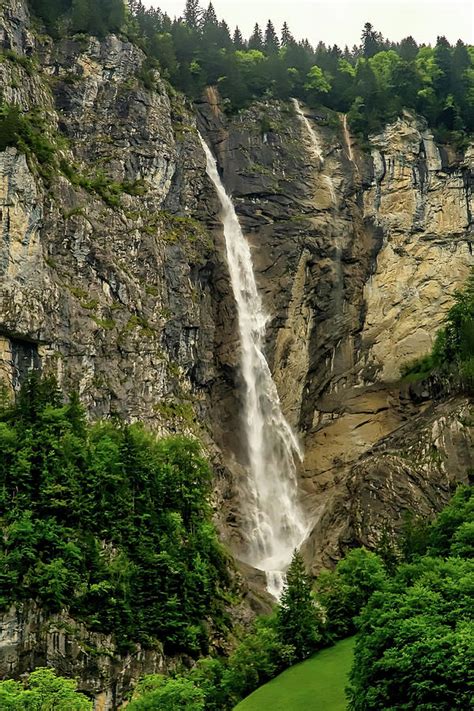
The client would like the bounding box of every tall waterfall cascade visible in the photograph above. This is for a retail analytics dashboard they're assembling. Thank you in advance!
[199,134,308,599]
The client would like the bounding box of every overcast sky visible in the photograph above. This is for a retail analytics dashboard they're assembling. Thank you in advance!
[142,0,474,48]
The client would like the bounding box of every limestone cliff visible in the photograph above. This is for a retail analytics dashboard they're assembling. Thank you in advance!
[0,0,473,705]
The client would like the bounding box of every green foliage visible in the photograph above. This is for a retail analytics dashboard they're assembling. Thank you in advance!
[127,674,205,710]
[28,0,126,37]
[0,667,92,710]
[347,557,474,710]
[428,485,474,558]
[129,487,473,710]
[59,160,143,207]
[399,510,431,562]
[26,3,474,136]
[277,551,323,660]
[314,548,387,640]
[304,65,331,100]
[348,486,474,710]
[0,374,231,655]
[402,270,474,391]
[128,6,474,135]
[0,102,56,176]
[222,617,296,706]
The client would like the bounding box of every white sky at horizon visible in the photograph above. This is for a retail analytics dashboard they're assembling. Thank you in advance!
[141,0,474,49]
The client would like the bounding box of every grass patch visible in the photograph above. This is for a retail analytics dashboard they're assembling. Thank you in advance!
[235,637,355,711]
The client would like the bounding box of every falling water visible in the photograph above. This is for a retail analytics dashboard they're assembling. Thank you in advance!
[199,134,307,599]
[292,98,336,207]
[292,98,324,164]
[341,113,359,179]
[341,113,355,163]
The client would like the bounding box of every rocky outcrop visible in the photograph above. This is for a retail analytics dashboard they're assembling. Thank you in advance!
[0,604,169,710]
[361,115,473,381]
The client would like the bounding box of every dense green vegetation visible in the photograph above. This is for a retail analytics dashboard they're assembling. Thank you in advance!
[348,486,474,710]
[0,375,231,655]
[0,668,92,710]
[25,1,474,141]
[235,637,355,711]
[402,269,474,390]
[0,102,58,178]
[122,548,386,708]
[130,2,474,141]
[28,0,125,37]
[128,488,473,709]
[0,377,471,709]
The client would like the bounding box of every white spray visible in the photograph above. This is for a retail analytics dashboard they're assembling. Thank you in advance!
[199,134,307,599]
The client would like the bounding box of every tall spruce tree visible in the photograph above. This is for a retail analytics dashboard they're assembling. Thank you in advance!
[184,0,202,29]
[277,551,322,661]
[248,23,263,51]
[264,19,280,54]
[361,22,383,58]
[281,21,294,47]
[233,26,245,49]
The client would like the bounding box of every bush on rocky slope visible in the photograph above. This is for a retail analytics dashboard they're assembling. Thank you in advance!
[402,269,474,391]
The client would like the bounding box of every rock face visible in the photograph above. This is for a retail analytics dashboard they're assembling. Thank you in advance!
[0,604,168,710]
[198,101,473,570]
[0,0,473,706]
[0,2,223,433]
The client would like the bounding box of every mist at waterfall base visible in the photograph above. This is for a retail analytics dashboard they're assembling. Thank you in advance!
[199,134,308,599]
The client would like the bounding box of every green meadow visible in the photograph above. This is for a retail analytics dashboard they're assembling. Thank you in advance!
[235,636,355,711]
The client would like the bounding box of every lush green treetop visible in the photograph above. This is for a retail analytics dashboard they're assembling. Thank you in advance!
[0,374,232,656]
[0,668,92,710]
[24,1,474,139]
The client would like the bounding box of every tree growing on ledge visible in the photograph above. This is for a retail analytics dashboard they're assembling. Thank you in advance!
[277,550,323,660]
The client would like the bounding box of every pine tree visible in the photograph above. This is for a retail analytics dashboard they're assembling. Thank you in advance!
[215,20,231,48]
[398,35,418,61]
[264,19,279,54]
[361,22,382,58]
[277,551,322,661]
[233,26,245,50]
[281,22,294,47]
[202,2,217,26]
[184,0,202,29]
[248,23,263,51]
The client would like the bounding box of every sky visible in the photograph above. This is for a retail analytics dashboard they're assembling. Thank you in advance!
[142,0,474,49]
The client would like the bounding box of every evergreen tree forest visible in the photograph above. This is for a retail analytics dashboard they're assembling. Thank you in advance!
[119,488,474,708]
[26,0,474,141]
[0,375,231,656]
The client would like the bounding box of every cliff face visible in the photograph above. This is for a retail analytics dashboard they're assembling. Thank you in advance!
[0,0,223,432]
[0,0,473,704]
[198,98,473,569]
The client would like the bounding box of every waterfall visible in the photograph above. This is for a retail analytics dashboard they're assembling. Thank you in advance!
[292,98,336,207]
[199,134,307,599]
[341,114,354,163]
[341,113,359,178]
[292,98,324,164]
